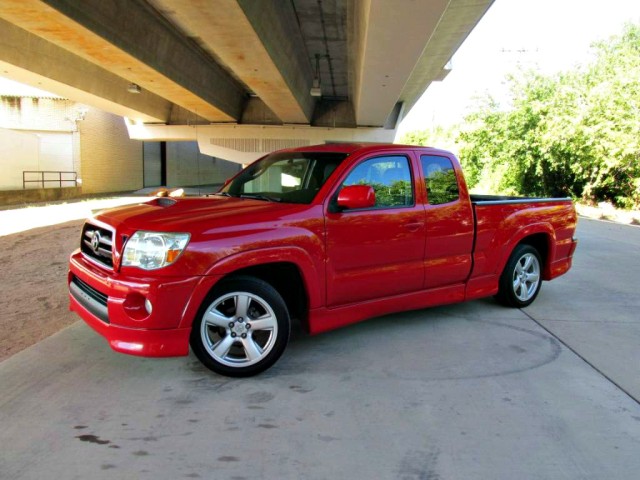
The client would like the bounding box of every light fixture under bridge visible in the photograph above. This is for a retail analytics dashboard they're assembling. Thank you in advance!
[127,83,141,94]
[310,54,323,97]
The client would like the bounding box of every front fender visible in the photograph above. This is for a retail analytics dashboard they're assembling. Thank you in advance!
[203,246,324,309]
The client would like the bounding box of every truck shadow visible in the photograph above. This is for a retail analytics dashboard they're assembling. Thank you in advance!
[274,298,562,381]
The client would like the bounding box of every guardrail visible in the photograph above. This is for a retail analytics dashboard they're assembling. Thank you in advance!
[23,171,78,189]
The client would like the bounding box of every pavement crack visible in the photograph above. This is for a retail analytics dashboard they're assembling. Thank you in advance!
[521,309,640,406]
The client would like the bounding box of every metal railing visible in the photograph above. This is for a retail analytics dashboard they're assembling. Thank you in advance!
[23,171,78,189]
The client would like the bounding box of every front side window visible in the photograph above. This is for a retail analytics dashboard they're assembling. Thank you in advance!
[421,155,459,205]
[341,155,414,208]
[221,152,347,204]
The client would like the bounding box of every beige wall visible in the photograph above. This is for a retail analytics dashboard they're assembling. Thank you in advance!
[78,109,143,194]
[0,127,38,189]
[0,128,77,190]
[2,96,142,194]
[166,142,240,187]
[0,96,76,131]
[2,95,256,195]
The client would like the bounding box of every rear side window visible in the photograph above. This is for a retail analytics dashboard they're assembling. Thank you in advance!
[421,155,459,205]
[342,155,414,208]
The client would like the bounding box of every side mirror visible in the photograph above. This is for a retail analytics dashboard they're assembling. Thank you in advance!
[336,185,376,210]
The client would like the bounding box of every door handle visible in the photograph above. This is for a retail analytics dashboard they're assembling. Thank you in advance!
[403,222,424,232]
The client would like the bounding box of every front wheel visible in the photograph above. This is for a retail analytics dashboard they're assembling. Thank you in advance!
[190,276,290,377]
[496,244,542,308]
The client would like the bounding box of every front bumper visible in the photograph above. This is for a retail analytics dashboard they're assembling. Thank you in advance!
[69,250,218,357]
[70,294,191,356]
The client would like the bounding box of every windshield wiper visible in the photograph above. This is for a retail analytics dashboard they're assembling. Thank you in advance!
[240,194,282,202]
[212,192,233,197]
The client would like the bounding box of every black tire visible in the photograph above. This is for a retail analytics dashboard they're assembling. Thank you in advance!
[495,244,543,308]
[190,275,290,377]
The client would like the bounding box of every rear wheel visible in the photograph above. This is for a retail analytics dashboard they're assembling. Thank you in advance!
[190,276,290,377]
[496,244,542,308]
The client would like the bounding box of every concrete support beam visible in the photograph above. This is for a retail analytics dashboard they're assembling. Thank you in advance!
[0,0,494,131]
[399,0,494,113]
[0,0,247,121]
[0,19,170,123]
[152,0,314,124]
[312,99,356,128]
[126,122,396,164]
[350,0,450,127]
[237,0,315,122]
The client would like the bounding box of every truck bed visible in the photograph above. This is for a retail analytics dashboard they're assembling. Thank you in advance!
[470,194,572,205]
[468,195,577,288]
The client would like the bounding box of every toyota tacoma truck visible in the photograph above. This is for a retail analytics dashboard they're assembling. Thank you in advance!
[69,143,578,377]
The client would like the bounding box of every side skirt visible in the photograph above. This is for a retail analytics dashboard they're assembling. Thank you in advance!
[307,284,466,335]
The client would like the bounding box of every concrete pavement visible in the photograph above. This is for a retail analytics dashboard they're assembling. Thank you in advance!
[1,218,639,479]
[527,218,640,400]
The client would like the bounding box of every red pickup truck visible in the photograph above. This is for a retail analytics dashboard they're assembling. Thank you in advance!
[69,143,577,376]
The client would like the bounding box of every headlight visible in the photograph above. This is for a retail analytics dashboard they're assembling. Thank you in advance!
[122,231,190,270]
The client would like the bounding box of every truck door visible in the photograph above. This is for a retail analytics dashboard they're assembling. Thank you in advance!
[325,154,426,307]
[420,155,474,288]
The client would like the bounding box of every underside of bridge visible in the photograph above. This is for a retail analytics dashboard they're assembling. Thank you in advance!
[0,0,493,163]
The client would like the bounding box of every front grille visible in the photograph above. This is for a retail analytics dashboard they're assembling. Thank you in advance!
[70,275,109,324]
[81,222,114,268]
[72,275,108,307]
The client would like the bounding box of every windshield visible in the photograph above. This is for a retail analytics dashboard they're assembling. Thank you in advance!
[220,151,348,204]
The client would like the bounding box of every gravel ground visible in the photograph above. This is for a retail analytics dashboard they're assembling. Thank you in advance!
[0,220,84,361]
[0,196,145,361]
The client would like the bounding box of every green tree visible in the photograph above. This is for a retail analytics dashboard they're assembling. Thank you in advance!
[400,125,456,149]
[455,22,640,207]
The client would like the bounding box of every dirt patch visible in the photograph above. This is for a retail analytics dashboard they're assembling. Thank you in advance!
[0,219,84,361]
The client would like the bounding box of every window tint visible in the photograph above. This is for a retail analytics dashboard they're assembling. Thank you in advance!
[241,157,305,194]
[223,152,347,204]
[421,155,459,205]
[342,156,413,208]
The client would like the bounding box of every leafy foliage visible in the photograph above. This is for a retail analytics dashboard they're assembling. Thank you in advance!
[410,23,640,208]
[358,180,413,207]
[400,126,457,151]
[426,169,459,205]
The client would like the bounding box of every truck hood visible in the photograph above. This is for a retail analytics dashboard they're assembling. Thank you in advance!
[92,196,308,235]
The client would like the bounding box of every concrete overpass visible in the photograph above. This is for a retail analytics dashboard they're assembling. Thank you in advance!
[0,0,493,163]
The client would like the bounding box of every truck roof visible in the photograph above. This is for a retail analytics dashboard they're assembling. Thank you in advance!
[282,142,453,157]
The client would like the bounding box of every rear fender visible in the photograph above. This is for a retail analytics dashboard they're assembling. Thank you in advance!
[495,223,555,279]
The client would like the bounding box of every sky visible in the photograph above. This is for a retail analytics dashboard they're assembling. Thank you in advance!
[396,0,640,137]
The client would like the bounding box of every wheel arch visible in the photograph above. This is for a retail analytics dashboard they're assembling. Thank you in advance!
[222,262,309,332]
[517,232,555,280]
[201,247,322,333]
[498,225,556,280]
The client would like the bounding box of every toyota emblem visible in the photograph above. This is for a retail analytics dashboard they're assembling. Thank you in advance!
[91,231,101,254]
